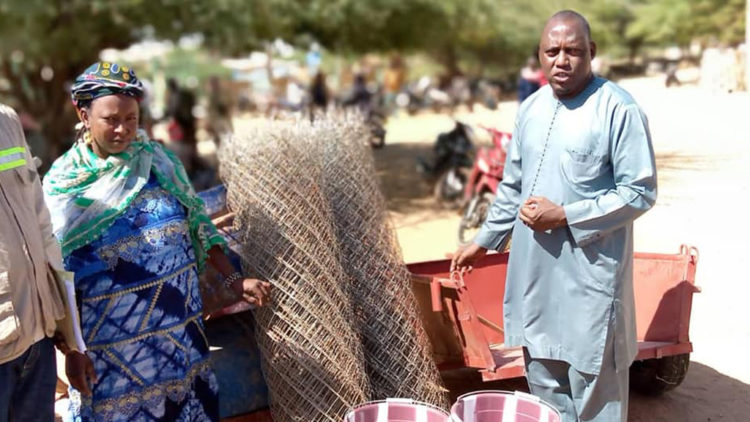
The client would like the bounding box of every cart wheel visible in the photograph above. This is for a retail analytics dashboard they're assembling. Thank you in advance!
[630,353,690,396]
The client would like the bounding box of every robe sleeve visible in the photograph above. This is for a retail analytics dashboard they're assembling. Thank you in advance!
[474,117,523,251]
[563,104,657,247]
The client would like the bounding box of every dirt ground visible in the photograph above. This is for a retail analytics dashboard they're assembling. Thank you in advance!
[378,75,750,421]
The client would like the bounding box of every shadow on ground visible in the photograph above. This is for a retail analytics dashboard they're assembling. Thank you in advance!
[655,151,724,173]
[372,142,441,214]
[442,361,749,421]
[629,361,750,421]
[373,149,722,215]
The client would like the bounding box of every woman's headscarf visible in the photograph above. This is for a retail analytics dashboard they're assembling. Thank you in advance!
[70,61,144,108]
[44,62,224,269]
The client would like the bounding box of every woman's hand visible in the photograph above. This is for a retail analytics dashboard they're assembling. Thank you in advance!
[207,245,272,306]
[65,351,97,396]
[231,278,272,307]
[211,212,235,231]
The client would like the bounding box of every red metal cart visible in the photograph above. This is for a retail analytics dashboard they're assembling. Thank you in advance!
[407,245,700,394]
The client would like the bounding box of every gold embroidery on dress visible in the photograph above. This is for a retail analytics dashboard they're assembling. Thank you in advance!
[192,318,210,349]
[184,267,193,309]
[97,219,189,269]
[139,281,164,332]
[127,186,174,213]
[88,313,202,351]
[86,360,214,419]
[86,298,115,344]
[103,349,146,386]
[83,262,195,303]
[164,331,190,364]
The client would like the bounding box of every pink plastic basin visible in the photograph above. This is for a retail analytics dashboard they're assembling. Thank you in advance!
[450,391,561,422]
[344,399,450,422]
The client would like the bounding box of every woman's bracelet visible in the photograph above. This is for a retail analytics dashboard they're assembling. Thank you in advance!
[223,271,243,289]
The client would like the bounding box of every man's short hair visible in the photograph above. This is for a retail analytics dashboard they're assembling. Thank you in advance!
[549,10,592,41]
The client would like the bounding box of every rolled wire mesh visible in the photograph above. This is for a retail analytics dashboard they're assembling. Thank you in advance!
[219,112,448,420]
[219,122,370,421]
[313,113,448,408]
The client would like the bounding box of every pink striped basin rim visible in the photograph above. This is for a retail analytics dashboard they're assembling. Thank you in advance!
[345,398,451,422]
[450,391,561,422]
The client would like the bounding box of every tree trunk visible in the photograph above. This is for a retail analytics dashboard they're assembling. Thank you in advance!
[628,39,643,66]
[440,46,461,78]
[40,64,80,168]
[38,103,77,172]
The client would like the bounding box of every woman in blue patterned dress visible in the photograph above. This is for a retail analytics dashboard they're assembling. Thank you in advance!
[43,62,270,421]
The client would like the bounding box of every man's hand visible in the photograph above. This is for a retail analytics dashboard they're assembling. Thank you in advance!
[519,196,567,232]
[65,351,96,396]
[231,278,272,307]
[450,243,488,273]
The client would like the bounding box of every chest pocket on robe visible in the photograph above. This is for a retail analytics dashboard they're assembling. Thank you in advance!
[560,148,611,195]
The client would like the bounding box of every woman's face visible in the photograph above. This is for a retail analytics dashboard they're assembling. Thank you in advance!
[81,94,139,158]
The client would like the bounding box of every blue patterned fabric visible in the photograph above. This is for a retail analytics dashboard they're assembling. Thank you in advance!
[64,175,219,422]
[197,185,227,217]
[206,313,269,418]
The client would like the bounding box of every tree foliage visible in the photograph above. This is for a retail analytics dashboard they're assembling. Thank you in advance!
[627,0,746,47]
[0,0,292,158]
[0,0,745,159]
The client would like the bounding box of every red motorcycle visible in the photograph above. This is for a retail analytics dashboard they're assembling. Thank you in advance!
[457,126,511,244]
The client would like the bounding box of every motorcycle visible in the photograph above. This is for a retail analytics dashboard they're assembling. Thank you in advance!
[416,121,476,207]
[401,76,454,115]
[457,126,511,244]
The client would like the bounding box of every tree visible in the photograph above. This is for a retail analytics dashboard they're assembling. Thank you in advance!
[0,0,515,162]
[691,0,746,46]
[627,0,746,48]
[0,0,287,163]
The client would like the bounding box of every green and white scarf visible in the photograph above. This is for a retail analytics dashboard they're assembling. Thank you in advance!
[43,130,224,270]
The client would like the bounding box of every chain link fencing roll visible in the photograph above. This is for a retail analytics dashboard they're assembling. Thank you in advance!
[219,112,448,420]
[314,114,448,408]
[219,121,370,421]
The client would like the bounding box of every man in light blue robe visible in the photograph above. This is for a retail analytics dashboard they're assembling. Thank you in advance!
[451,10,657,422]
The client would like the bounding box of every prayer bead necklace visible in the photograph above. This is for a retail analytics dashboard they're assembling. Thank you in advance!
[528,101,561,196]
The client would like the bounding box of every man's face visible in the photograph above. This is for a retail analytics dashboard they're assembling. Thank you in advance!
[539,18,596,99]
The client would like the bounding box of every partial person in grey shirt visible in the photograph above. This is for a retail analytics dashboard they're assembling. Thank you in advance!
[451,10,657,422]
[0,103,93,422]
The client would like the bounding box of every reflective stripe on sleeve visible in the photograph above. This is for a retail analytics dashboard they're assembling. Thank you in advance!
[0,146,27,172]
